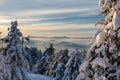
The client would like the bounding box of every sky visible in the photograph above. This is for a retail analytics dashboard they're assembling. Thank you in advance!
[0,0,102,37]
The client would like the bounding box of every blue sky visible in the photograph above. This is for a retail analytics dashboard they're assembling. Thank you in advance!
[0,0,102,37]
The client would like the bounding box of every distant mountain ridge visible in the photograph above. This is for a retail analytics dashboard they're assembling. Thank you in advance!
[56,41,88,48]
[29,36,92,39]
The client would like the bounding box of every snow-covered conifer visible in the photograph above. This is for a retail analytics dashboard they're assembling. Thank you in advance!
[76,0,120,80]
[0,21,30,80]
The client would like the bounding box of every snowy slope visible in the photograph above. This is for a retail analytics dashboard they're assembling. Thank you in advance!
[28,73,55,80]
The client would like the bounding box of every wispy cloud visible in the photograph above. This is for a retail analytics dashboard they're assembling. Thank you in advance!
[0,0,99,37]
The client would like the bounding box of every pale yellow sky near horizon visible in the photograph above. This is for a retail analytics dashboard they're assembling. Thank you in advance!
[0,23,96,37]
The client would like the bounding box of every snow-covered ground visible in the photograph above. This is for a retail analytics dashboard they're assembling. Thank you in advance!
[28,73,55,80]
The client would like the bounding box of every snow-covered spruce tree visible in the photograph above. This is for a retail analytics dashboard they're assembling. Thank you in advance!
[62,49,82,80]
[0,21,30,80]
[53,49,69,80]
[32,44,55,74]
[76,0,120,80]
[25,47,42,70]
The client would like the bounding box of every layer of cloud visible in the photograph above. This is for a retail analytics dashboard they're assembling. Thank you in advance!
[0,0,100,37]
